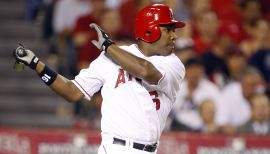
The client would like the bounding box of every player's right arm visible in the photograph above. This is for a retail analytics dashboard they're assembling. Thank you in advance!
[13,46,84,103]
[36,62,84,102]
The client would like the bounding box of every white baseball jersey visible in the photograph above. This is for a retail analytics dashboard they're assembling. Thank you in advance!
[72,44,185,143]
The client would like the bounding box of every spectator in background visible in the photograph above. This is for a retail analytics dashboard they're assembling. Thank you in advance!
[171,57,221,132]
[237,93,270,136]
[240,18,270,58]
[25,0,43,22]
[72,0,106,50]
[260,0,270,21]
[53,0,92,34]
[248,22,270,84]
[185,0,211,40]
[174,38,195,65]
[210,0,241,22]
[192,9,219,56]
[53,0,92,77]
[249,52,270,84]
[200,21,242,88]
[77,8,122,70]
[238,0,263,41]
[188,0,211,22]
[199,99,220,134]
[39,0,58,69]
[216,67,265,134]
[41,0,57,41]
[225,48,247,82]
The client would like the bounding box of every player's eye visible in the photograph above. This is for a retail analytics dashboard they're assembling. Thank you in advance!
[166,28,175,33]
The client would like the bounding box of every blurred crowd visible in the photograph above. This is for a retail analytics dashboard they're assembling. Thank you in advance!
[25,0,270,136]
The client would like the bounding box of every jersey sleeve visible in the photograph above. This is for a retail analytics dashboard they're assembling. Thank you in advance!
[72,55,105,101]
[145,54,186,102]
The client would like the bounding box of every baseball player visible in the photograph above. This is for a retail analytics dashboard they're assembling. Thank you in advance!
[13,4,185,154]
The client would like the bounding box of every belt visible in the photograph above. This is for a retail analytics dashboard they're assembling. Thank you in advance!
[113,137,157,152]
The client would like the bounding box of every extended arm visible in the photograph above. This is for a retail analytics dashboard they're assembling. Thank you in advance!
[35,62,84,102]
[90,23,162,84]
[13,45,84,102]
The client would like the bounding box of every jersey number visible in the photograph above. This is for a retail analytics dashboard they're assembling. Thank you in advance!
[149,91,160,110]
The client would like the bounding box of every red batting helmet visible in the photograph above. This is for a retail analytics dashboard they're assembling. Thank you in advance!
[135,4,185,43]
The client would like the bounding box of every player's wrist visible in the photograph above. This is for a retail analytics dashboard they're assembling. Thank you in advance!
[102,39,115,52]
[38,65,57,86]
[29,56,39,70]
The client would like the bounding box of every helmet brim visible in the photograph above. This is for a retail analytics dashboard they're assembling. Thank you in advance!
[159,20,186,28]
[172,20,186,28]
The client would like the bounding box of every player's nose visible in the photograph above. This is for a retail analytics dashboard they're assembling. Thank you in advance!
[170,32,176,41]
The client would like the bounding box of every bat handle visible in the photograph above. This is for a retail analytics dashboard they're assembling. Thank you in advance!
[14,46,26,72]
[16,46,27,57]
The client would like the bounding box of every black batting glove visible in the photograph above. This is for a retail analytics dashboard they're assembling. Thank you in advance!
[89,23,115,52]
[13,44,39,70]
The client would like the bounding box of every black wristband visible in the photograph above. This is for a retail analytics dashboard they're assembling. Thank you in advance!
[38,65,57,85]
[102,39,114,52]
[29,56,39,70]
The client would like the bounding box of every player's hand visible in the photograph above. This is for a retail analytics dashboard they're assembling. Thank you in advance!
[89,23,114,52]
[13,44,39,69]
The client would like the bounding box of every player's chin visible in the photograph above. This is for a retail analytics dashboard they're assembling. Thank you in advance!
[162,51,173,56]
[160,46,174,56]
[166,46,174,55]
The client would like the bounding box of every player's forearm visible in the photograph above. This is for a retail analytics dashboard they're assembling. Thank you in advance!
[107,45,162,83]
[34,61,84,102]
[50,74,84,102]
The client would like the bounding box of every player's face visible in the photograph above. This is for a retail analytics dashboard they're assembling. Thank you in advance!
[152,25,177,56]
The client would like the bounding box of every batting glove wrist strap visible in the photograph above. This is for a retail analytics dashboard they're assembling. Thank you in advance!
[38,65,57,86]
[29,57,39,70]
[102,39,115,52]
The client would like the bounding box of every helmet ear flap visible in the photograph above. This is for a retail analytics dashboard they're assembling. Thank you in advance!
[143,25,161,43]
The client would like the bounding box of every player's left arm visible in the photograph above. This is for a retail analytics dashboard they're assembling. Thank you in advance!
[108,45,162,84]
[89,23,162,84]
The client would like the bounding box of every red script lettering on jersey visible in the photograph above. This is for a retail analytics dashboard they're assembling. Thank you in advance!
[115,69,161,110]
[115,69,133,88]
